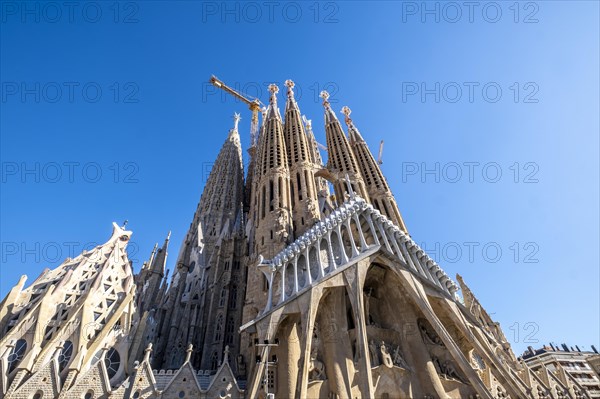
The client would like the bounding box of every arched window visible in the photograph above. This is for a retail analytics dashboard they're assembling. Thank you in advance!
[8,339,27,372]
[188,261,196,273]
[84,390,94,399]
[214,314,223,342]
[32,392,43,399]
[58,340,74,371]
[104,347,121,379]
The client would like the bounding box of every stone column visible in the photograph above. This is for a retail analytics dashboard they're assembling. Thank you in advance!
[297,289,321,398]
[343,261,375,397]
[318,287,354,399]
[276,317,301,398]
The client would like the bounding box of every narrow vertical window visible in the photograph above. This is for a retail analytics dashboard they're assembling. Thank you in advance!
[269,180,274,211]
[297,173,303,200]
[279,177,284,208]
[290,184,295,207]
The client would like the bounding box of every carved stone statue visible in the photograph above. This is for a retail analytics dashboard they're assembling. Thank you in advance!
[441,360,463,382]
[307,200,318,218]
[308,355,325,380]
[418,319,444,346]
[380,341,393,368]
[434,357,465,383]
[274,209,289,242]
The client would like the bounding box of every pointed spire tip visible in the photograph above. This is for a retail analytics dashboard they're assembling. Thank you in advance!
[341,106,352,126]
[285,79,295,97]
[320,90,330,106]
[233,112,241,131]
[268,83,279,102]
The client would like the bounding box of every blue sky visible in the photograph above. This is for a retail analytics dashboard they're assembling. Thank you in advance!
[1,1,598,355]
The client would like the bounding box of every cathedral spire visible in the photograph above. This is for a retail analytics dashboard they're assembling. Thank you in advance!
[283,79,321,236]
[342,105,408,232]
[153,231,168,267]
[266,83,282,120]
[188,118,245,267]
[251,82,291,253]
[341,106,365,143]
[228,112,242,142]
[244,81,293,341]
[233,112,241,132]
[320,91,370,203]
[284,79,298,112]
[144,243,159,271]
[320,90,339,124]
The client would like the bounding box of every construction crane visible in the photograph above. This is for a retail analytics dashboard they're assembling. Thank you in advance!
[209,75,265,147]
[378,140,384,164]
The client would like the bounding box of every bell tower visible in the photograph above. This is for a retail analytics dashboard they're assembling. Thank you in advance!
[342,105,408,232]
[283,79,321,237]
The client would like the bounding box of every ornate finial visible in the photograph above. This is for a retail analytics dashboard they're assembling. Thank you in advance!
[184,343,193,363]
[166,231,171,241]
[224,345,230,364]
[341,106,352,126]
[144,343,153,362]
[320,90,330,107]
[233,112,241,131]
[122,220,128,229]
[285,79,295,97]
[268,83,279,104]
[261,106,267,119]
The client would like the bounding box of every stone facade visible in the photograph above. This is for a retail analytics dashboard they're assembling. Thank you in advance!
[0,80,593,398]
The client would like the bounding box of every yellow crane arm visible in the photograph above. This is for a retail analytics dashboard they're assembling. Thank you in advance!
[210,75,261,111]
[209,75,264,146]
